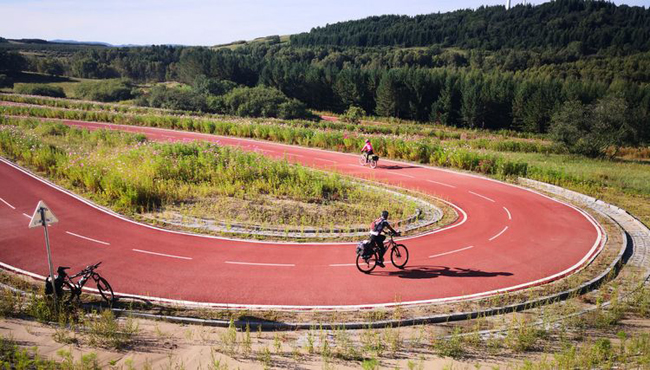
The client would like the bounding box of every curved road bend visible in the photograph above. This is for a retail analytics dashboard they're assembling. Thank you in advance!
[0,119,602,309]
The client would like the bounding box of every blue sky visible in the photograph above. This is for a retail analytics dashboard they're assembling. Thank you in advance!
[1,0,648,46]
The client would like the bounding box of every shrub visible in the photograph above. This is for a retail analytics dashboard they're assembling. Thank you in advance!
[221,86,311,119]
[75,79,134,102]
[341,105,365,124]
[137,85,206,112]
[14,83,65,98]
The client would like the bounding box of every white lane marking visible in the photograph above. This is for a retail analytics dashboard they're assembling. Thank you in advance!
[468,191,495,203]
[66,231,110,245]
[0,197,15,209]
[133,249,192,260]
[286,153,304,158]
[225,261,295,267]
[22,213,31,218]
[489,226,509,241]
[314,158,337,164]
[429,246,474,259]
[503,206,512,220]
[393,173,415,179]
[426,180,456,188]
[329,263,356,267]
[348,164,365,168]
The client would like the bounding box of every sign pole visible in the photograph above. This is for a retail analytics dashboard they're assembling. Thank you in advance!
[41,207,57,305]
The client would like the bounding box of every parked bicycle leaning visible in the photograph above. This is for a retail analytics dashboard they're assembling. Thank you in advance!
[45,262,114,305]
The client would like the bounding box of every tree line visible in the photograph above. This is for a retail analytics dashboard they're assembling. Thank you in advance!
[1,0,648,153]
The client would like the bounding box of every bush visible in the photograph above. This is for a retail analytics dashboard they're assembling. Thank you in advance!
[14,84,65,98]
[137,85,206,112]
[75,79,134,102]
[221,86,311,119]
[341,105,365,124]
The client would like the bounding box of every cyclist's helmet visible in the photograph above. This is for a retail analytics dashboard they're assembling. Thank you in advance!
[381,210,389,219]
[365,139,370,143]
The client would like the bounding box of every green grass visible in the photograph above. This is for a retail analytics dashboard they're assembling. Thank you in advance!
[0,117,416,229]
[493,151,650,225]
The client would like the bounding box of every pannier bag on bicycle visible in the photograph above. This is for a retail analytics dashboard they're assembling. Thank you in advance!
[356,240,373,257]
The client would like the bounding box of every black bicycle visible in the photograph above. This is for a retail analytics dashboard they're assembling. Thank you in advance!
[356,232,409,273]
[45,262,114,305]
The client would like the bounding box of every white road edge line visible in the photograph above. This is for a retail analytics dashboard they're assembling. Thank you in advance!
[133,249,192,260]
[225,261,295,267]
[429,246,474,259]
[489,226,509,241]
[503,206,512,220]
[329,263,356,267]
[0,197,15,209]
[65,231,110,246]
[393,173,415,179]
[426,180,456,188]
[468,191,495,203]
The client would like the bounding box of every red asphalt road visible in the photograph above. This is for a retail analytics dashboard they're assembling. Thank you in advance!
[0,119,603,308]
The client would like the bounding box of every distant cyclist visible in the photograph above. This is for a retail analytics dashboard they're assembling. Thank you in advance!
[361,139,374,163]
[370,210,399,267]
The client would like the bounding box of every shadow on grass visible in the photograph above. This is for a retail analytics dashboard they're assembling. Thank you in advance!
[7,71,73,84]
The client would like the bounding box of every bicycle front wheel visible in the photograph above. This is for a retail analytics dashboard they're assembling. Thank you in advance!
[359,154,367,166]
[356,252,379,274]
[96,277,114,304]
[391,244,409,269]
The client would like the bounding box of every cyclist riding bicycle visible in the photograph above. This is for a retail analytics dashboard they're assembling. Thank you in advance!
[361,139,374,163]
[370,210,399,268]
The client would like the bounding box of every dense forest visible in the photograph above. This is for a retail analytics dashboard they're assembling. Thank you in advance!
[1,0,649,153]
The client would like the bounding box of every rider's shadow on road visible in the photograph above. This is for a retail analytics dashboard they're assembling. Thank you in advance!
[381,164,421,170]
[375,266,514,280]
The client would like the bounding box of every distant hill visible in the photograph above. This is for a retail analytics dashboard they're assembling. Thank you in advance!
[49,39,112,47]
[290,0,650,53]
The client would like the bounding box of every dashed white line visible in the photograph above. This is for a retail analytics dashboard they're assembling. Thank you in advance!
[426,180,456,188]
[329,263,356,267]
[22,213,31,219]
[469,191,495,203]
[225,261,295,267]
[489,226,509,241]
[429,246,474,259]
[286,153,305,158]
[393,173,415,179]
[65,231,110,246]
[0,197,15,209]
[133,249,192,260]
[503,206,512,220]
[314,158,337,164]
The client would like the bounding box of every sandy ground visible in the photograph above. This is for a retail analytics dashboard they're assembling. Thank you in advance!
[1,316,515,369]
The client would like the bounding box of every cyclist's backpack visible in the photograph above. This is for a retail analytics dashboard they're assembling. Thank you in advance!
[370,217,384,233]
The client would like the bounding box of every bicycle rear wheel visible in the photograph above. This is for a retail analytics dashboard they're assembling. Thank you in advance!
[390,244,409,269]
[356,252,379,274]
[96,277,114,304]
[369,158,378,169]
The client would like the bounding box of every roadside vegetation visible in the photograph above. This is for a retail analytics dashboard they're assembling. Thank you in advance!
[1,264,649,369]
[1,100,648,227]
[0,117,416,230]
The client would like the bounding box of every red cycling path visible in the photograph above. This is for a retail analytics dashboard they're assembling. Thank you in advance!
[0,119,603,309]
